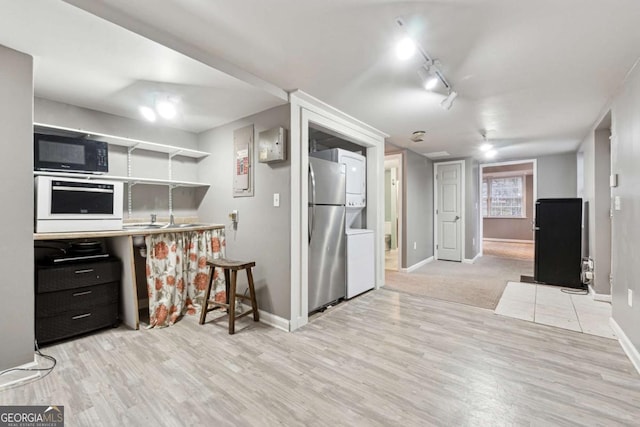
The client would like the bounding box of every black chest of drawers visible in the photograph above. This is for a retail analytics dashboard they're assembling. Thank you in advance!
[35,257,121,345]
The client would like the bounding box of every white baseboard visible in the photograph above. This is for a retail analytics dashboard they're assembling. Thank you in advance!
[483,238,534,243]
[609,317,640,375]
[0,357,39,390]
[401,256,434,273]
[588,285,612,302]
[463,253,482,264]
[239,303,289,332]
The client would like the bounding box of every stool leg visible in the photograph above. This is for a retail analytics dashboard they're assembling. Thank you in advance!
[199,264,215,325]
[228,269,237,334]
[246,267,259,322]
[223,268,231,314]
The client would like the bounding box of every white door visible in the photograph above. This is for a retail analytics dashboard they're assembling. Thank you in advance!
[437,163,462,261]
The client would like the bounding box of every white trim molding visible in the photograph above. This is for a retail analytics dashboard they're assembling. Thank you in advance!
[433,160,466,262]
[289,90,387,332]
[609,317,640,375]
[0,357,39,390]
[588,285,612,302]
[483,238,534,244]
[400,256,434,273]
[239,304,290,332]
[463,253,482,264]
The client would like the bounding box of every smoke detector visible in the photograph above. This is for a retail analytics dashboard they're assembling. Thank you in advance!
[410,130,426,143]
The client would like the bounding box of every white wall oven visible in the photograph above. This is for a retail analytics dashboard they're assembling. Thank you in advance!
[35,176,123,233]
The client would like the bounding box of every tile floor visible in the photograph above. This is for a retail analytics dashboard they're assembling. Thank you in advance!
[495,281,616,339]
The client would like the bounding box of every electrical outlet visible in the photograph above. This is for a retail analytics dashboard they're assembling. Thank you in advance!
[629,289,633,307]
[273,193,280,207]
[615,196,621,211]
[413,241,417,250]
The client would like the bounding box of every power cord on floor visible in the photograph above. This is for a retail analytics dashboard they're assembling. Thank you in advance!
[561,287,589,295]
[0,340,57,382]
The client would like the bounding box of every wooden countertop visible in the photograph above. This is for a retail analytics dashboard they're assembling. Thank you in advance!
[34,223,225,240]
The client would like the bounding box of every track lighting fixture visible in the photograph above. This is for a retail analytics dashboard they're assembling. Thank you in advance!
[396,37,417,60]
[440,90,458,110]
[396,17,458,110]
[417,65,439,90]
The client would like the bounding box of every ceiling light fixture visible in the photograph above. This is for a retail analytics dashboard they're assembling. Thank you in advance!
[396,37,417,60]
[396,17,457,110]
[417,65,439,90]
[155,99,177,120]
[485,149,497,159]
[139,106,156,122]
[480,143,493,152]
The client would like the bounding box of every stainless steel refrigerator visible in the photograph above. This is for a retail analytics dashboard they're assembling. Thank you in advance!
[308,157,346,312]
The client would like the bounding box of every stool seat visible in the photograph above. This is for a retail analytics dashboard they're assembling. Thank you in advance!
[209,259,255,270]
[199,258,259,334]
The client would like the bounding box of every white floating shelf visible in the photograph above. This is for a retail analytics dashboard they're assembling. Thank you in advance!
[33,171,209,188]
[34,122,209,159]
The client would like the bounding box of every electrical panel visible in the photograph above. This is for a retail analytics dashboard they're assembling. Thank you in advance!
[258,127,287,163]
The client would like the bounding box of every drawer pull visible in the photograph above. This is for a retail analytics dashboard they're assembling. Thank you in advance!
[72,313,92,320]
[74,268,95,274]
[72,290,93,297]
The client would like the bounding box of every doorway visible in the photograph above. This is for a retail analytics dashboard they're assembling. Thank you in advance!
[479,160,537,263]
[384,154,402,271]
[434,160,465,262]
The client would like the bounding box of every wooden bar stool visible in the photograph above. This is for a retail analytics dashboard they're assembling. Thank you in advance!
[199,259,259,334]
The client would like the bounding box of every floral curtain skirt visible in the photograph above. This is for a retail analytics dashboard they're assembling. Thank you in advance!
[145,229,226,327]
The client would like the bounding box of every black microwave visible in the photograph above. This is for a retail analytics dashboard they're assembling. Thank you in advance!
[34,133,109,174]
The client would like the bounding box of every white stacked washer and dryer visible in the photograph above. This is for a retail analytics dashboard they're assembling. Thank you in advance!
[308,148,375,312]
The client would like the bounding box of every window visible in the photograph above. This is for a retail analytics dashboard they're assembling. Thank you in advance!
[482,176,525,218]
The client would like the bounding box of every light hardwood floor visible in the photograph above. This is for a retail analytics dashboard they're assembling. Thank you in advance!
[2,289,639,426]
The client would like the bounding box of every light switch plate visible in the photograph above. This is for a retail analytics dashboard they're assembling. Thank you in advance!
[610,174,618,187]
[614,196,621,211]
[629,289,633,307]
[273,193,280,207]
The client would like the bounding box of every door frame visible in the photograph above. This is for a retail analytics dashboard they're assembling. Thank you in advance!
[384,153,403,271]
[433,160,465,261]
[289,91,387,332]
[479,158,538,255]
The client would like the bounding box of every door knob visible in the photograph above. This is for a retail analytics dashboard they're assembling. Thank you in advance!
[454,215,460,221]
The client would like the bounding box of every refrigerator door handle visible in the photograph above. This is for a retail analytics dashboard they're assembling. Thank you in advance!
[309,162,317,243]
[533,226,540,231]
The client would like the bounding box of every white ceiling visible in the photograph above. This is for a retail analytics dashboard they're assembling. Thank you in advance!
[0,0,286,133]
[3,0,640,159]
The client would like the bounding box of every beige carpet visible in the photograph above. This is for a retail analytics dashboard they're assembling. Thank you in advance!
[385,255,533,310]
[483,240,534,261]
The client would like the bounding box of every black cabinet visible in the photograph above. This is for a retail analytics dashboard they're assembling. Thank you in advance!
[35,258,121,344]
[534,198,583,288]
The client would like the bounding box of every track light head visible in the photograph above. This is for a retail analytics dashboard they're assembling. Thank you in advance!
[440,90,458,110]
[417,65,439,91]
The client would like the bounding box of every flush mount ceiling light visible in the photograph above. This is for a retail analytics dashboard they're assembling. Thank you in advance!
[139,106,156,122]
[155,96,177,120]
[480,143,493,152]
[139,94,179,123]
[396,17,457,110]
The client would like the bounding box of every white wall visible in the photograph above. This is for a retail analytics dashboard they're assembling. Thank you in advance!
[197,104,291,319]
[0,45,34,371]
[609,62,640,355]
